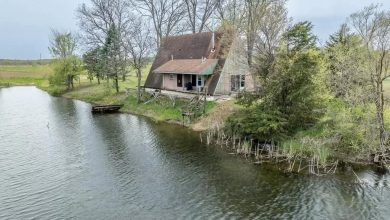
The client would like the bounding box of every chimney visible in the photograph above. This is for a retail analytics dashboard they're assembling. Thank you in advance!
[211,32,215,53]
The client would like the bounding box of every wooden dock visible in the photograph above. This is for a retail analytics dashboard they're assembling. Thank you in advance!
[91,104,123,114]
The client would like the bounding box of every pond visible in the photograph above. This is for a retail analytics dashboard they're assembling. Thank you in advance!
[0,86,389,219]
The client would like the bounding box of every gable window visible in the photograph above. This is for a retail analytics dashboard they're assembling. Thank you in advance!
[231,75,245,92]
[241,75,245,87]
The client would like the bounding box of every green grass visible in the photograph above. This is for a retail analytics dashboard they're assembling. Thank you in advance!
[0,62,216,123]
[278,99,390,165]
[0,59,52,66]
[0,63,52,87]
[64,81,216,122]
[0,64,53,77]
[0,77,48,87]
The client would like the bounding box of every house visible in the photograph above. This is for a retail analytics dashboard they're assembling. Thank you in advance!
[144,31,254,96]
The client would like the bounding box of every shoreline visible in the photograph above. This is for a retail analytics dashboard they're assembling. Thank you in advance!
[1,84,386,173]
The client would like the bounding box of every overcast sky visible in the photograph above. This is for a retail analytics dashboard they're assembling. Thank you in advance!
[1,0,390,59]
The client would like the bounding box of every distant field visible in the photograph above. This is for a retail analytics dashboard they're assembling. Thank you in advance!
[0,64,52,78]
[0,59,52,66]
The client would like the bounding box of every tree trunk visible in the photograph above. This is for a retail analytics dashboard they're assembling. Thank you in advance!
[247,33,255,68]
[137,68,142,104]
[97,75,100,85]
[67,74,71,90]
[376,80,386,152]
[115,74,119,93]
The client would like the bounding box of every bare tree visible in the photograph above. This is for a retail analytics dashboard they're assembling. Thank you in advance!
[77,0,132,48]
[215,0,245,26]
[133,0,186,47]
[254,0,288,80]
[78,0,133,83]
[215,0,288,88]
[125,20,155,103]
[242,0,272,68]
[183,0,221,33]
[49,29,77,59]
[350,4,390,158]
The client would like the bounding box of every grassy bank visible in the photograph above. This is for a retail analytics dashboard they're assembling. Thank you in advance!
[65,83,215,122]
[0,62,217,125]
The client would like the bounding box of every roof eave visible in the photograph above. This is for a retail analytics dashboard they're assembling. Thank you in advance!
[153,71,201,75]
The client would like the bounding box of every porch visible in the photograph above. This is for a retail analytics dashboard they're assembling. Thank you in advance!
[153,58,218,94]
[161,73,209,93]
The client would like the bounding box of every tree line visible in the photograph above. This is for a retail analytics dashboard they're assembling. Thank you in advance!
[226,3,390,165]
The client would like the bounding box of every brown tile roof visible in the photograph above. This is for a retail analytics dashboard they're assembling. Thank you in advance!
[153,59,218,74]
[144,31,234,95]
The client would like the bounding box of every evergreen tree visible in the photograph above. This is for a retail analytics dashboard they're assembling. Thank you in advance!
[101,24,127,93]
[83,47,104,84]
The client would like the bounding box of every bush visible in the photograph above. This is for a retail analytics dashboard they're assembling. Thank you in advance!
[281,99,379,161]
[225,105,288,142]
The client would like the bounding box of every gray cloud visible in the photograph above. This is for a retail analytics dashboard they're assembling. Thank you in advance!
[1,0,390,59]
[0,0,86,59]
[288,0,390,44]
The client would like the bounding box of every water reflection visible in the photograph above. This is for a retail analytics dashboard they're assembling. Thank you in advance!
[0,86,390,220]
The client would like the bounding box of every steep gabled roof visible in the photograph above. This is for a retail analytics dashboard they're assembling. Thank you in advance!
[153,59,218,75]
[144,31,233,94]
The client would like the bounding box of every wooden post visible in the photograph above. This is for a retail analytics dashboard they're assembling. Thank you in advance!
[203,86,208,114]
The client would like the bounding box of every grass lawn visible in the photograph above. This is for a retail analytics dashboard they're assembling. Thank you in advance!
[65,69,216,122]
[0,62,217,124]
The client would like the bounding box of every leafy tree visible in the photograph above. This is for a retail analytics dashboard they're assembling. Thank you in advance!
[48,30,82,89]
[350,4,390,157]
[325,24,371,104]
[49,56,83,89]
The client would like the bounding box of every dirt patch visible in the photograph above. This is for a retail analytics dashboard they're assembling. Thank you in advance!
[191,100,239,131]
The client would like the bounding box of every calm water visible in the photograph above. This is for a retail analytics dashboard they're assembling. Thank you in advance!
[0,86,390,220]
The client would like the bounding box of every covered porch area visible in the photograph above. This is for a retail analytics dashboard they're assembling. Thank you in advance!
[153,59,218,93]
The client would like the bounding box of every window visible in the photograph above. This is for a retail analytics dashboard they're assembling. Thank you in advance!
[231,75,245,92]
[169,74,174,80]
[241,75,245,88]
[177,74,183,87]
[197,75,203,87]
